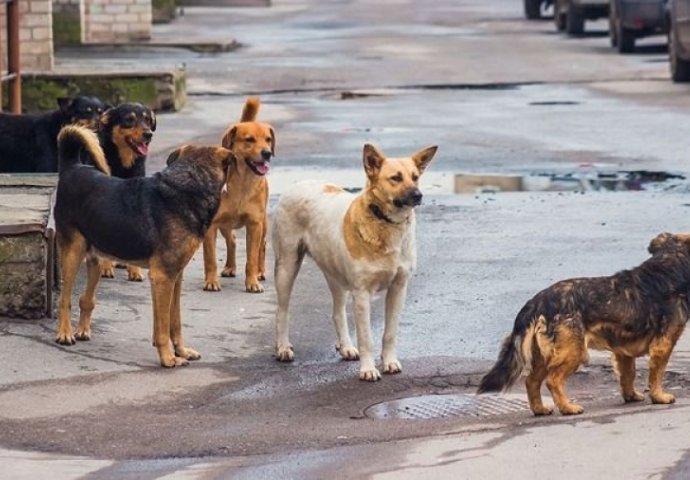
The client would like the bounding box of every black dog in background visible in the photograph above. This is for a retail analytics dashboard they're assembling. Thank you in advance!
[0,96,109,173]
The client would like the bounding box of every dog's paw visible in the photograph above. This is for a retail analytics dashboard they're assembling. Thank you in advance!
[55,331,76,345]
[651,391,676,404]
[127,267,145,282]
[100,266,115,278]
[175,346,201,361]
[276,344,295,362]
[559,403,584,415]
[336,344,359,361]
[203,279,222,292]
[359,367,382,382]
[160,353,189,368]
[382,359,402,374]
[531,405,554,416]
[74,328,91,341]
[221,267,236,278]
[246,281,264,293]
[623,390,645,403]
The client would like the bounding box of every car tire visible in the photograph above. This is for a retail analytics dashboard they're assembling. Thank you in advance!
[617,25,635,53]
[566,6,585,35]
[554,0,567,31]
[669,22,690,82]
[524,0,542,19]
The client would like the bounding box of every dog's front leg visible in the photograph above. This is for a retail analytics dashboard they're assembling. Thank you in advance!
[244,220,264,293]
[382,272,409,374]
[55,233,88,345]
[648,324,685,404]
[202,225,222,291]
[170,273,200,362]
[353,290,380,381]
[149,268,184,367]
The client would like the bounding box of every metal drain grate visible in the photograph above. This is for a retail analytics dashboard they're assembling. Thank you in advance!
[365,394,529,420]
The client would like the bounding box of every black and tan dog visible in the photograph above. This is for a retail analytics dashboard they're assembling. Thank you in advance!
[202,97,274,293]
[54,125,234,367]
[0,96,108,173]
[478,232,690,415]
[96,102,156,282]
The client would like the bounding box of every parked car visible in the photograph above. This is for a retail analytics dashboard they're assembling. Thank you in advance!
[524,0,554,19]
[554,0,610,34]
[609,0,668,53]
[668,0,690,81]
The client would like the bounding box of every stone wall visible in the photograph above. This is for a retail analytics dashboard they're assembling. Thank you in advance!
[82,0,152,43]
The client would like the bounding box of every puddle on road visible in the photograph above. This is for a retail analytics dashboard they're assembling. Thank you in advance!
[269,168,685,195]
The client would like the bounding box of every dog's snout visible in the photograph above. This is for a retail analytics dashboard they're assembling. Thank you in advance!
[261,149,272,161]
[408,188,423,206]
[143,130,153,141]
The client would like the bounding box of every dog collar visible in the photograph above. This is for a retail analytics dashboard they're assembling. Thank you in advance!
[368,203,399,225]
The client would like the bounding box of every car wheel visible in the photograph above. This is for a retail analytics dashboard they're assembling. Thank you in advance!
[617,25,635,53]
[608,1,618,47]
[554,0,567,31]
[669,22,690,82]
[524,0,542,19]
[566,6,585,35]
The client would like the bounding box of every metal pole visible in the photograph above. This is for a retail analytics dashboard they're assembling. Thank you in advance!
[7,0,21,113]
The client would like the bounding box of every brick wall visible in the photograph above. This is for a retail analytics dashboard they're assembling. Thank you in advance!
[82,0,152,43]
[20,0,54,71]
[1,0,53,74]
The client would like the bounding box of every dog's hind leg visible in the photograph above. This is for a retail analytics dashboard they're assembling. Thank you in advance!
[56,232,87,345]
[612,353,644,402]
[353,290,380,381]
[525,345,553,416]
[381,271,410,374]
[170,273,200,362]
[202,225,222,291]
[149,267,183,367]
[126,265,145,282]
[244,220,265,293]
[258,212,268,281]
[274,239,305,362]
[648,323,685,404]
[74,254,102,341]
[545,319,587,415]
[220,226,237,278]
[326,278,358,361]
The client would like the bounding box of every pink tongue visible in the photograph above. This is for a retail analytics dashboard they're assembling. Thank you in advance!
[256,162,270,175]
[136,143,149,157]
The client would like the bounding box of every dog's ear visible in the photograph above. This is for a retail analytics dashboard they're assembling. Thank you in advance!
[57,97,74,114]
[363,144,385,179]
[166,146,187,166]
[411,145,438,174]
[269,127,276,155]
[99,108,114,130]
[648,232,675,254]
[221,126,237,150]
[148,108,157,132]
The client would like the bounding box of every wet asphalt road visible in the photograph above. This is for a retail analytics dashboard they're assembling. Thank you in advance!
[4,0,690,477]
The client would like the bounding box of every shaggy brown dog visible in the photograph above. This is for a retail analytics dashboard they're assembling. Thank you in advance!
[54,125,234,367]
[202,97,275,293]
[478,232,690,415]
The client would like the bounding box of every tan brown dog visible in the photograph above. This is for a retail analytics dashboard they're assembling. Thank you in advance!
[478,232,690,415]
[202,97,275,293]
[54,125,234,367]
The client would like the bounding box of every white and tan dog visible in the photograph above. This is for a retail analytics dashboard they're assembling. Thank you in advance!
[272,143,437,381]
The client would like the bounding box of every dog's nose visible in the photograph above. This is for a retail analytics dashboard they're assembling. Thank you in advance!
[143,130,153,141]
[409,189,423,206]
[261,149,272,161]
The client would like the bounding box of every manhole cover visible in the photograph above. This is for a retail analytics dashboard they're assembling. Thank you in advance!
[365,394,529,420]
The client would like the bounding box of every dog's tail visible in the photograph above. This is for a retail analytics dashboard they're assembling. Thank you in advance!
[58,125,110,175]
[477,302,541,394]
[240,97,260,122]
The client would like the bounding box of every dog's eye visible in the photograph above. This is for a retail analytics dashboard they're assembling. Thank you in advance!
[245,137,256,143]
[412,174,419,182]
[390,174,403,183]
[86,107,93,113]
[96,108,103,113]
